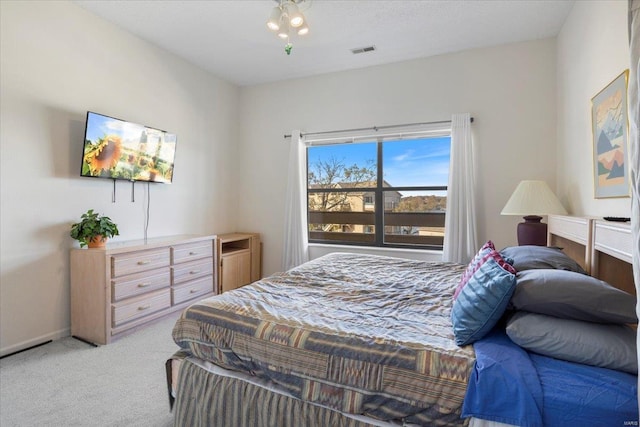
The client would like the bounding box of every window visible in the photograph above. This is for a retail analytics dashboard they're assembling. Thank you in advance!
[307,133,450,249]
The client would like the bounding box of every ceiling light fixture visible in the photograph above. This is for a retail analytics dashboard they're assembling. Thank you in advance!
[266,0,310,56]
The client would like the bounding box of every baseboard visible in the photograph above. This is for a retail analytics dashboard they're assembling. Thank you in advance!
[0,327,70,358]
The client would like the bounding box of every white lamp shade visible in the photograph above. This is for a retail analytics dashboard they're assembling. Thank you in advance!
[500,180,567,216]
[266,6,281,31]
[277,18,290,39]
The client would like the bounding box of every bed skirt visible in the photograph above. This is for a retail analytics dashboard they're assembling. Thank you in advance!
[172,356,410,427]
[166,354,510,427]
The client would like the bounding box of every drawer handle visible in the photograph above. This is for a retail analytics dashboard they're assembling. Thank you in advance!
[190,289,199,294]
[137,261,151,265]
[137,283,151,288]
[189,270,200,275]
[189,251,198,255]
[138,305,151,311]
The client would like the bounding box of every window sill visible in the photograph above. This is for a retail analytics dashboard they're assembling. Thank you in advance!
[308,243,443,262]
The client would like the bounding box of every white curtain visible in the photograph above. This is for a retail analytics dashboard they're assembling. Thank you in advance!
[282,130,309,271]
[628,0,640,409]
[443,113,478,264]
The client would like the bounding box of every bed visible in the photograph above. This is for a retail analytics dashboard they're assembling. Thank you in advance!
[166,215,638,426]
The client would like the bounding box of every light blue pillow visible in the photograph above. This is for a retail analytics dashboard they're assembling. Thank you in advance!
[451,257,517,346]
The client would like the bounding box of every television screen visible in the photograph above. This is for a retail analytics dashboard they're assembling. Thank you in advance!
[81,111,177,183]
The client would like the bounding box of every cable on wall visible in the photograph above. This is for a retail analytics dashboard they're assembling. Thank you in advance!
[144,182,151,243]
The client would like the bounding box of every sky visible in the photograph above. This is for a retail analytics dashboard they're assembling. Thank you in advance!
[85,112,176,145]
[307,136,451,190]
[85,112,142,143]
[84,112,177,160]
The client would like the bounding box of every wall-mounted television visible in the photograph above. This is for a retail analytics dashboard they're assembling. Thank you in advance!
[80,111,177,184]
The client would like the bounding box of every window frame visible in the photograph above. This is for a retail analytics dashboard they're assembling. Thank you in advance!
[306,135,449,250]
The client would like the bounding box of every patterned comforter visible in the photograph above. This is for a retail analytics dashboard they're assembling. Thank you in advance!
[172,253,475,426]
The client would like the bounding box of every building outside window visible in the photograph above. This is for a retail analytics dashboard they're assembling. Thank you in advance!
[307,134,450,249]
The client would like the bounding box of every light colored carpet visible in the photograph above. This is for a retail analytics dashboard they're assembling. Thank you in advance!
[0,312,181,426]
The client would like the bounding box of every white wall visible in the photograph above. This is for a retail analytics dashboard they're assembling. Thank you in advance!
[0,1,239,355]
[4,0,623,357]
[557,0,631,216]
[237,39,559,276]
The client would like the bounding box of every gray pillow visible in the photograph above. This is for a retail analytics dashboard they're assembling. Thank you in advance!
[499,246,587,274]
[506,311,637,374]
[509,269,637,324]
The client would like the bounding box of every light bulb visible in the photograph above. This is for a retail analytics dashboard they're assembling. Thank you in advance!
[297,22,309,36]
[290,13,304,27]
[289,7,304,28]
[286,3,304,27]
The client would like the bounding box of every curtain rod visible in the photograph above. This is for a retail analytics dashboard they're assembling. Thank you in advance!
[283,117,474,139]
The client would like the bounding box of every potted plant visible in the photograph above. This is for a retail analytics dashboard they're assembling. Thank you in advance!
[70,209,119,248]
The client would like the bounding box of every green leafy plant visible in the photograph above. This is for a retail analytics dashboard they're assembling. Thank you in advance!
[70,209,119,248]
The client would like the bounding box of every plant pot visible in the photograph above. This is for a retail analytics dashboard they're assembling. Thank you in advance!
[87,235,107,249]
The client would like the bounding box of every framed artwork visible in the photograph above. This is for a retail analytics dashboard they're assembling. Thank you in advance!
[591,70,630,198]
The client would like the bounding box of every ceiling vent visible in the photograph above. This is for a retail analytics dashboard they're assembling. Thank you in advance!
[351,46,376,55]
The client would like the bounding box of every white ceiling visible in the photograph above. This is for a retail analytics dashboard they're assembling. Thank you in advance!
[74,0,575,87]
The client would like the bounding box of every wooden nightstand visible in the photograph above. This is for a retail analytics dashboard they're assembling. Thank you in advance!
[217,233,261,293]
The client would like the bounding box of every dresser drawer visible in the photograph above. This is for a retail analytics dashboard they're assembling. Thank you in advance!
[111,267,170,302]
[172,276,213,305]
[111,248,170,278]
[172,241,213,264]
[172,258,214,285]
[112,289,171,327]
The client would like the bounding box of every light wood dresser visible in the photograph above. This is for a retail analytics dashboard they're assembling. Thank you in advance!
[70,234,217,345]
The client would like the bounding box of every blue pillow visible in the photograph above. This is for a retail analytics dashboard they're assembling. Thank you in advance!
[451,257,517,346]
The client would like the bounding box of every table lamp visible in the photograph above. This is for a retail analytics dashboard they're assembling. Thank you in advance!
[500,180,567,246]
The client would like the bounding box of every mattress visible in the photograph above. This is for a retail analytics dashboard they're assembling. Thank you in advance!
[172,252,474,426]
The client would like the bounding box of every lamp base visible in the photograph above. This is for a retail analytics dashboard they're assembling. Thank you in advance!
[517,215,547,246]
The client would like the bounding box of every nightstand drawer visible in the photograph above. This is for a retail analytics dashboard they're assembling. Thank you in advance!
[111,248,170,277]
[111,267,170,302]
[172,241,213,264]
[172,277,212,305]
[172,259,214,285]
[112,289,171,327]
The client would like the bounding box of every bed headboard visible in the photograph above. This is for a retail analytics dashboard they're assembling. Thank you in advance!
[548,215,635,296]
[547,215,592,274]
[591,219,635,295]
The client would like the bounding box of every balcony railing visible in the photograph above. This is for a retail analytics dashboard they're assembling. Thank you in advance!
[308,211,445,247]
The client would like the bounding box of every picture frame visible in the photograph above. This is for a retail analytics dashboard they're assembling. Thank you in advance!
[591,70,630,198]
